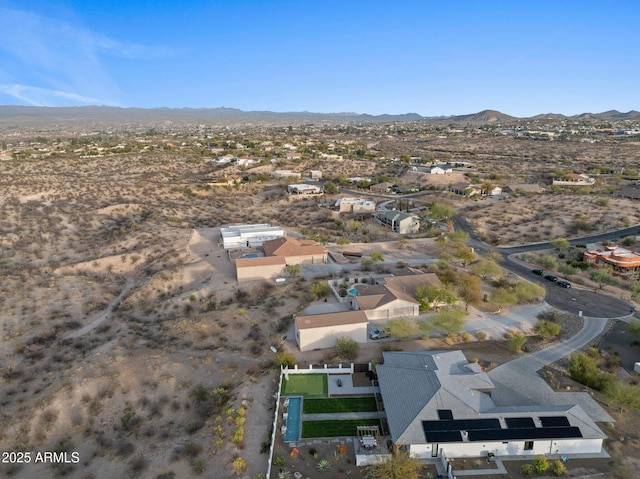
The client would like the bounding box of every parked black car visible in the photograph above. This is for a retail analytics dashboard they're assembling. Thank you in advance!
[544,274,558,282]
[532,269,544,275]
[557,280,571,288]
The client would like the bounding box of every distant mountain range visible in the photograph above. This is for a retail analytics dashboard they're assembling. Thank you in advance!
[0,105,638,126]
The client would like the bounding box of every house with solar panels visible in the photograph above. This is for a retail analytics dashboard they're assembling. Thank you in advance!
[376,350,606,459]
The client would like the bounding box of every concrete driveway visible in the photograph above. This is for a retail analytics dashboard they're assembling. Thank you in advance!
[488,315,614,422]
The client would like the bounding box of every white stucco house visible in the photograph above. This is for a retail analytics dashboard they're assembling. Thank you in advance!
[294,311,369,351]
[376,351,606,460]
[430,164,453,174]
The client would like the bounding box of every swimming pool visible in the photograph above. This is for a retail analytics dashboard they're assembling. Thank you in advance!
[348,288,358,296]
[243,253,259,258]
[283,396,302,442]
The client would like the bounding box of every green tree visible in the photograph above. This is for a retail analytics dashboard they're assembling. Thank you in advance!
[471,259,503,279]
[364,451,422,479]
[323,181,338,194]
[431,307,467,337]
[385,317,418,340]
[455,245,476,266]
[513,281,545,303]
[415,285,457,311]
[429,202,455,221]
[456,274,482,311]
[335,336,360,360]
[490,287,518,307]
[447,229,469,244]
[590,268,620,290]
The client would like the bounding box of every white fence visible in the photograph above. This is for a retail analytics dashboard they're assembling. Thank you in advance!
[282,363,356,375]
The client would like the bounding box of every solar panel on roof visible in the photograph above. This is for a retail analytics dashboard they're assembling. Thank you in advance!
[423,418,501,432]
[425,430,463,443]
[506,417,535,429]
[540,416,570,427]
[468,427,582,442]
[438,409,454,420]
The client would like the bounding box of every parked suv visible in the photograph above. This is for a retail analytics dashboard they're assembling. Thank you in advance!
[544,274,558,282]
[557,280,571,288]
[532,269,544,275]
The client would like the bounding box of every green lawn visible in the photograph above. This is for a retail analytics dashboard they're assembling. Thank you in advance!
[302,419,381,438]
[303,397,377,414]
[281,374,328,398]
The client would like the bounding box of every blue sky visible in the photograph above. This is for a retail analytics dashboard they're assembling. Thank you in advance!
[0,0,638,116]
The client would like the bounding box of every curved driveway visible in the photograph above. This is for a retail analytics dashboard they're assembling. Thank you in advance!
[488,315,615,421]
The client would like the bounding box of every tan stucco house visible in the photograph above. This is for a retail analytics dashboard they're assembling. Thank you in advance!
[294,311,369,352]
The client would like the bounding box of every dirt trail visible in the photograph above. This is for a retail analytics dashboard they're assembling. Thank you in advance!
[63,276,135,340]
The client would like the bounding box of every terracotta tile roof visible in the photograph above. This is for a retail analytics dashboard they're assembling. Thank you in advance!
[262,237,327,257]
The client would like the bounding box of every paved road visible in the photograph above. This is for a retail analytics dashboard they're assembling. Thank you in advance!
[453,215,634,318]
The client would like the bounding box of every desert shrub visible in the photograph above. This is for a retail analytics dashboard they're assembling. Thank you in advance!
[570,351,615,391]
[551,459,567,476]
[335,336,359,360]
[191,385,231,417]
[604,380,640,411]
[191,459,205,474]
[232,457,247,474]
[316,459,332,472]
[558,264,580,276]
[475,331,487,340]
[129,455,149,477]
[275,352,297,367]
[273,456,286,468]
[534,320,562,340]
[505,330,527,353]
[533,456,549,474]
[537,255,557,270]
[521,463,533,476]
[308,281,332,300]
[184,442,202,457]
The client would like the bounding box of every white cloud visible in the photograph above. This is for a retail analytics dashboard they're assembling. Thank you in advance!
[0,83,118,107]
[0,5,180,106]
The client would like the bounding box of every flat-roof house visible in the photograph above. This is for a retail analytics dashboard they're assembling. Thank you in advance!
[584,245,640,280]
[287,184,323,195]
[373,210,420,234]
[552,174,595,186]
[294,311,369,351]
[236,256,286,282]
[335,197,376,214]
[377,350,606,460]
[220,224,285,249]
